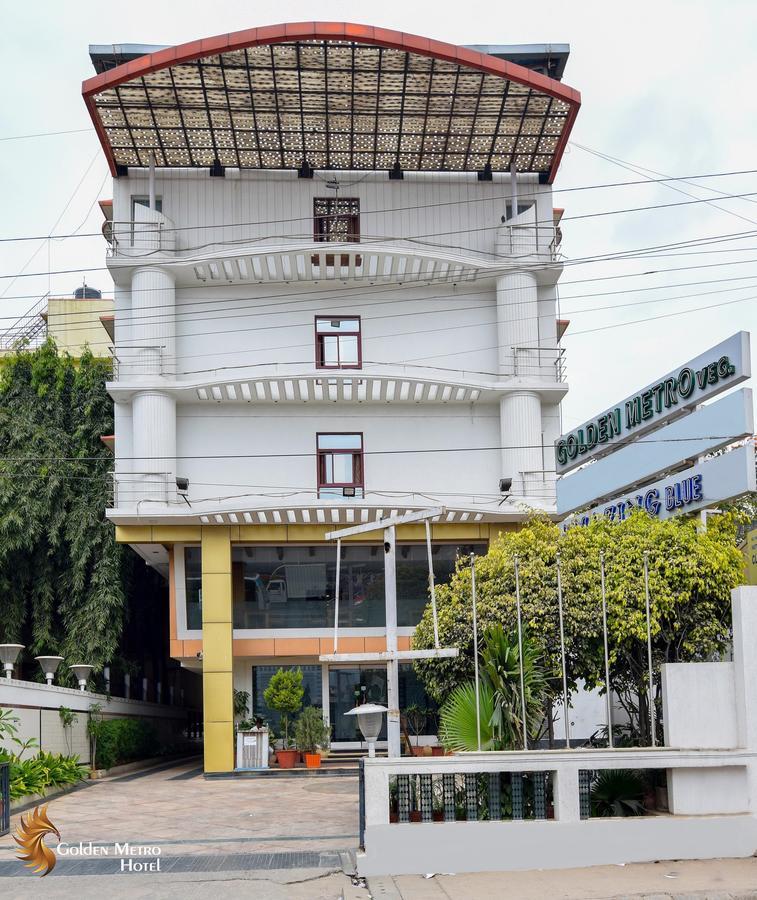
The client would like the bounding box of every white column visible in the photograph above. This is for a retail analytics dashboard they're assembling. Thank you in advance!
[321,663,331,731]
[128,265,176,379]
[132,390,176,502]
[126,265,177,505]
[495,250,543,498]
[495,268,539,378]
[499,391,543,498]
[731,586,757,811]
[384,525,401,759]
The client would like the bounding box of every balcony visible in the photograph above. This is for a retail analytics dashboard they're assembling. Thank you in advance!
[107,218,562,288]
[108,353,568,404]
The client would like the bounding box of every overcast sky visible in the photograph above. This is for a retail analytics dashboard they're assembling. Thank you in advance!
[1,0,756,429]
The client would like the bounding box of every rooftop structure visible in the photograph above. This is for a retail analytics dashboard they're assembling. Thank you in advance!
[83,23,579,179]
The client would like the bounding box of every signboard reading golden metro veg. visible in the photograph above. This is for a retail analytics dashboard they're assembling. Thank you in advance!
[555,331,751,474]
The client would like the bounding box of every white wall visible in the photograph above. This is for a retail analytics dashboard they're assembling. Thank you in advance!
[175,401,502,503]
[172,282,501,380]
[113,170,551,259]
[662,661,739,749]
[0,679,188,764]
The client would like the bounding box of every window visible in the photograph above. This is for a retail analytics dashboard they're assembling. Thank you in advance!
[184,547,202,630]
[317,433,364,498]
[315,317,361,369]
[131,195,163,217]
[314,197,360,242]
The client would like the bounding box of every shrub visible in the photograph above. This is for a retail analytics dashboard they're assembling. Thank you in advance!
[293,707,330,753]
[94,718,159,770]
[263,668,304,748]
[0,707,88,801]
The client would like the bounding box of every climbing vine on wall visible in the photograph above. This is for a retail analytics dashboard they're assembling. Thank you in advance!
[0,341,125,670]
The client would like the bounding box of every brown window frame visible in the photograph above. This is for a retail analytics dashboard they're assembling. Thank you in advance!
[313,197,360,243]
[316,432,364,498]
[315,316,362,370]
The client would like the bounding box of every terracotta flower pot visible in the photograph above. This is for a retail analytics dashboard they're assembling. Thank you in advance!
[411,746,425,757]
[431,746,445,757]
[409,810,422,822]
[432,810,444,822]
[304,752,321,769]
[276,749,298,769]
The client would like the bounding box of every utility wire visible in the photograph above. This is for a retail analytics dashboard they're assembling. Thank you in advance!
[9,186,757,283]
[2,164,757,243]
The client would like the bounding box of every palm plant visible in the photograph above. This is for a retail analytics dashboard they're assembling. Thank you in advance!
[480,625,550,748]
[590,769,646,817]
[438,626,551,752]
[439,681,499,751]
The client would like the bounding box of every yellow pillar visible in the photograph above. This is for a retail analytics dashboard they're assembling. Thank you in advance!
[201,526,234,772]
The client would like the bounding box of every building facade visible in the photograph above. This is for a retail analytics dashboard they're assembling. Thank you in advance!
[83,23,580,771]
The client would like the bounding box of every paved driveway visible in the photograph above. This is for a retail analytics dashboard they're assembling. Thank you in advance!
[0,758,361,896]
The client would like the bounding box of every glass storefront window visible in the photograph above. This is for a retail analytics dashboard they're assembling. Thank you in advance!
[328,664,438,742]
[185,547,202,629]
[184,543,487,631]
[252,665,322,733]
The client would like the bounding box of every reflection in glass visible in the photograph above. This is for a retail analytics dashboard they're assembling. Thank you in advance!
[198,543,489,629]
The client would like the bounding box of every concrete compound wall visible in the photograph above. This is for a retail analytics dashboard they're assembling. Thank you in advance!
[0,678,189,765]
[358,586,757,875]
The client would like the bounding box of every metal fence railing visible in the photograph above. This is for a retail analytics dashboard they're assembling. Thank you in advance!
[0,761,9,836]
[389,770,553,823]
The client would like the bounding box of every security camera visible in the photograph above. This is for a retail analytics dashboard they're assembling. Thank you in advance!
[176,476,190,493]
[499,478,513,493]
[196,651,203,661]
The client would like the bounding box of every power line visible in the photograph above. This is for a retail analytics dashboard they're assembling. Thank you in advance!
[4,225,757,332]
[12,264,757,365]
[0,127,93,143]
[2,164,757,244]
[8,188,757,283]
[0,435,749,463]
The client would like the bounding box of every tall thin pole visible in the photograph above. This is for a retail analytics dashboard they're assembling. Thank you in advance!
[556,553,570,748]
[514,555,528,750]
[385,526,401,758]
[425,519,440,649]
[600,553,614,748]
[643,552,656,747]
[471,554,482,752]
[333,538,341,653]
[148,152,156,211]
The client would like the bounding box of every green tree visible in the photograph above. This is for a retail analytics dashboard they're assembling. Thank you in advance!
[0,341,154,675]
[263,668,304,748]
[414,512,744,743]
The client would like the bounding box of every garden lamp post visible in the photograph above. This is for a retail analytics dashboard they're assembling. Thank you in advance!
[345,703,387,758]
[35,656,64,686]
[0,644,24,680]
[70,664,94,691]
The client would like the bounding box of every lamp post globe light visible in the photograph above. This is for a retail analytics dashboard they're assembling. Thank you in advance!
[344,703,387,758]
[0,644,24,680]
[35,656,64,686]
[69,664,95,692]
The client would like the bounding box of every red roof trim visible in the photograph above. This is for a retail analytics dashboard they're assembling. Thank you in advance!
[83,21,581,181]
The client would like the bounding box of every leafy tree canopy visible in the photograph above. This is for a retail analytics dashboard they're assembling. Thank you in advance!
[0,341,126,672]
[413,512,745,723]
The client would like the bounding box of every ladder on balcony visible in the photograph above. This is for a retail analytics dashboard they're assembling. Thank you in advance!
[0,294,48,352]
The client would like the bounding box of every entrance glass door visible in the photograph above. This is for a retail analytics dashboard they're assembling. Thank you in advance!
[329,667,388,742]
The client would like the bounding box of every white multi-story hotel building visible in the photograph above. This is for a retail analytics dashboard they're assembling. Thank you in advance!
[83,23,580,771]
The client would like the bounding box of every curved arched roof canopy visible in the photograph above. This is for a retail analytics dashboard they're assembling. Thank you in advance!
[83,22,580,181]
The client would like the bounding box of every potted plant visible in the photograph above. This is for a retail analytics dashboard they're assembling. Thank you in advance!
[294,706,330,769]
[404,704,428,756]
[233,689,251,725]
[263,668,303,768]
